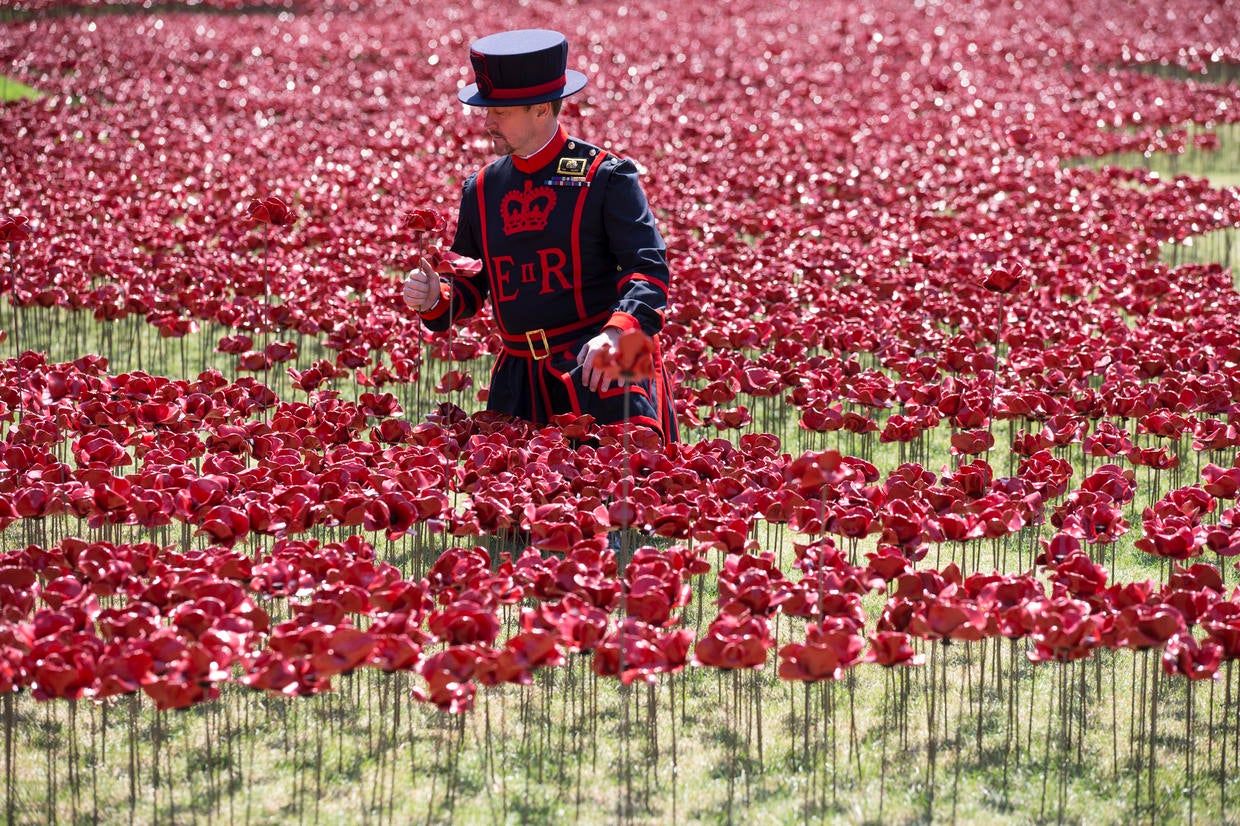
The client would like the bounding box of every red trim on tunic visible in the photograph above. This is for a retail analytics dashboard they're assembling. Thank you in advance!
[618,272,669,293]
[653,336,671,442]
[475,166,511,337]
[545,363,584,418]
[568,150,612,320]
[513,126,568,174]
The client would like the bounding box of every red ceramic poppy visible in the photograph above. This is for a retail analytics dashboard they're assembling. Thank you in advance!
[692,612,772,670]
[777,621,864,682]
[1026,597,1103,663]
[400,208,443,235]
[591,328,657,383]
[593,619,693,685]
[1202,464,1240,500]
[247,196,294,227]
[1161,631,1221,680]
[863,631,925,667]
[0,214,34,245]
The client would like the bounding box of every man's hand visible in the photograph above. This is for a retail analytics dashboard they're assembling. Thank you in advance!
[402,258,441,312]
[577,327,623,394]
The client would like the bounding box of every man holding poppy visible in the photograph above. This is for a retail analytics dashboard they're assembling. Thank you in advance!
[403,29,677,442]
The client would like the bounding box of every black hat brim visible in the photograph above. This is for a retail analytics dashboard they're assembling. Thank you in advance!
[457,69,588,107]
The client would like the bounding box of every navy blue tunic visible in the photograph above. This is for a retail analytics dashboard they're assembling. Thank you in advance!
[423,126,677,441]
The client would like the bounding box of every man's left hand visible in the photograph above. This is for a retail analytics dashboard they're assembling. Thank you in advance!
[577,328,623,394]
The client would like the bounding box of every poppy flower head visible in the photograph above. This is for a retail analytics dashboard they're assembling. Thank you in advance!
[863,630,925,667]
[0,214,34,244]
[1162,631,1221,681]
[247,196,294,227]
[982,263,1026,295]
[400,208,444,235]
[777,623,863,682]
[692,613,772,670]
[1202,464,1240,500]
[1007,125,1034,147]
[592,328,657,382]
[951,428,995,456]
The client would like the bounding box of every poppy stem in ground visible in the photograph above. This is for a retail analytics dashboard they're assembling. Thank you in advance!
[925,641,938,823]
[571,663,584,820]
[828,680,837,810]
[1001,639,1014,798]
[900,662,911,752]
[1222,661,1233,814]
[951,650,968,825]
[848,670,860,780]
[726,669,738,824]
[1130,650,1143,818]
[879,669,890,822]
[3,692,12,826]
[620,682,633,824]
[8,248,22,419]
[1110,653,1119,781]
[753,670,764,773]
[1147,656,1160,825]
[1187,679,1195,826]
[423,718,442,826]
[483,689,493,790]
[1037,661,1056,821]
[974,638,986,755]
[1060,660,1072,821]
[801,681,810,768]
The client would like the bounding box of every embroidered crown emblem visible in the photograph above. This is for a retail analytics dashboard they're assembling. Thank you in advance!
[500,180,557,234]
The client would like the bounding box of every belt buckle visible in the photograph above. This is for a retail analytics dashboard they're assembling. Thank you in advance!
[525,328,551,360]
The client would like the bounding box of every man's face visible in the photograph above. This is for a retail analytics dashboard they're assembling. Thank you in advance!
[483,104,545,157]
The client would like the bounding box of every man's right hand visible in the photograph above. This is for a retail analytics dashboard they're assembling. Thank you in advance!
[402,258,441,312]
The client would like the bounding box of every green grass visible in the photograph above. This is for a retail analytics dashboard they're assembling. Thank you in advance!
[9,631,1240,824]
[0,75,40,103]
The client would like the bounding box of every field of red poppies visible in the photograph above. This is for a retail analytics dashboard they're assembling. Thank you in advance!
[3,0,1240,823]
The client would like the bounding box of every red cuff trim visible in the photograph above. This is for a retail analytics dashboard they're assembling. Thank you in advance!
[604,311,641,334]
[419,281,452,321]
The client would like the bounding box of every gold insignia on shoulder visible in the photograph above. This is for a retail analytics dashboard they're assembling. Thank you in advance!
[557,157,587,177]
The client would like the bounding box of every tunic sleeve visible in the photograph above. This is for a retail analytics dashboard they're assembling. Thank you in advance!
[422,174,490,330]
[599,158,670,337]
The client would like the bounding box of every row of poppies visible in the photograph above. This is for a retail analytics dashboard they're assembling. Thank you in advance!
[3,526,1239,712]
[1,354,1238,559]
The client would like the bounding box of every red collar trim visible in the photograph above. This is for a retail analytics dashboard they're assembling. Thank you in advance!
[513,126,568,174]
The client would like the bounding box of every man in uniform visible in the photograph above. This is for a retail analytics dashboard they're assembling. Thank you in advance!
[403,29,677,442]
